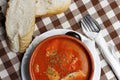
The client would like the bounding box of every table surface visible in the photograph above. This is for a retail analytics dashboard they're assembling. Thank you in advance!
[0,0,120,80]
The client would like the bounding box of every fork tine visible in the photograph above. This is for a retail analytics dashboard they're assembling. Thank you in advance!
[84,16,96,32]
[86,15,101,32]
[81,16,95,32]
[81,19,90,31]
[81,14,101,32]
[81,17,93,32]
[83,19,91,31]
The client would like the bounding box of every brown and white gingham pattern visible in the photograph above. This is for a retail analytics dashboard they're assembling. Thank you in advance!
[0,0,120,80]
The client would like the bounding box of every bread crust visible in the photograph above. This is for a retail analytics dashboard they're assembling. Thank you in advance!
[6,1,19,52]
[19,20,35,53]
[35,0,71,17]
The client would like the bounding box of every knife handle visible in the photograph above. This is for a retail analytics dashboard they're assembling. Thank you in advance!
[95,32,120,80]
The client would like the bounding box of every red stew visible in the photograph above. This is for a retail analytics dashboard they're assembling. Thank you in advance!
[30,35,93,80]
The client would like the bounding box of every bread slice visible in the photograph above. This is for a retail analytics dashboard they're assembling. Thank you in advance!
[5,0,35,53]
[35,0,71,17]
[61,70,86,80]
[5,0,71,53]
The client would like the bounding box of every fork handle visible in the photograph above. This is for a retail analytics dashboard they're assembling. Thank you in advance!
[95,32,120,80]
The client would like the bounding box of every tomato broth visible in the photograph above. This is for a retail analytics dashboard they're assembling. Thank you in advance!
[29,35,94,80]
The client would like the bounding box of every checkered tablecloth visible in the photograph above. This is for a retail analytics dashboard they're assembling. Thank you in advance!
[0,0,120,80]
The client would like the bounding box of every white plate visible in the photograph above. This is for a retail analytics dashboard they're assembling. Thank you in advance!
[21,29,101,80]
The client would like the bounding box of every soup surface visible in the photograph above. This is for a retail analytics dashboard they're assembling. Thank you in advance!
[30,35,92,80]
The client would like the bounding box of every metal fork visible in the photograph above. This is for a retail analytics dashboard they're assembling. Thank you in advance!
[81,15,100,33]
[80,14,120,80]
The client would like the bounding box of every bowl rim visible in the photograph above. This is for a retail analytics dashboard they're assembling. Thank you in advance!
[29,35,94,80]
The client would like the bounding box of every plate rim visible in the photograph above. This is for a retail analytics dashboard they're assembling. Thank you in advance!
[21,29,101,80]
